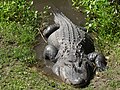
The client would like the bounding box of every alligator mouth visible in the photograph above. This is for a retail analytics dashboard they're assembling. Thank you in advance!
[61,70,89,87]
[52,60,94,87]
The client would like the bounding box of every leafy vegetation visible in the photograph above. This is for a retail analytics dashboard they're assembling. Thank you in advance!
[0,0,50,63]
[72,0,120,51]
[0,0,40,26]
[0,0,40,64]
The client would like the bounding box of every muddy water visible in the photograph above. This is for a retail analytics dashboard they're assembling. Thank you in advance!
[33,0,85,80]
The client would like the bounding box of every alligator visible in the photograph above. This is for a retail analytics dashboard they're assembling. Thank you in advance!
[43,12,107,87]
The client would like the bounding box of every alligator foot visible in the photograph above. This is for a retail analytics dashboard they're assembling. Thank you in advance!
[43,23,60,38]
[87,52,107,72]
[43,45,58,63]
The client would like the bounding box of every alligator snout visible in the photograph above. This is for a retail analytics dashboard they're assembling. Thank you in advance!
[52,60,94,87]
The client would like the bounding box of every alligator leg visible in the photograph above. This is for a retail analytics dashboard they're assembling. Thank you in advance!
[43,24,60,38]
[87,52,107,72]
[43,45,58,63]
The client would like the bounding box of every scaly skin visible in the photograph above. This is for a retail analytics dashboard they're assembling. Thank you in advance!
[43,12,107,87]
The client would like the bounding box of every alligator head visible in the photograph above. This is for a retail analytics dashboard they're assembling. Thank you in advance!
[52,48,94,87]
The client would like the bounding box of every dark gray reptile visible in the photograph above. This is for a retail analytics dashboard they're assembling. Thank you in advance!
[43,12,107,87]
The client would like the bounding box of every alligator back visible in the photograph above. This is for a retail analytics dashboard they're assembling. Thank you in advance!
[48,12,95,54]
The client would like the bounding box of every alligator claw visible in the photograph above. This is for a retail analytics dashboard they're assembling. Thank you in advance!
[96,65,108,72]
[96,67,105,72]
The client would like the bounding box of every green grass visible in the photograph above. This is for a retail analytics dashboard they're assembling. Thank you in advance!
[0,0,120,90]
[0,22,36,63]
[72,0,120,50]
[0,60,74,90]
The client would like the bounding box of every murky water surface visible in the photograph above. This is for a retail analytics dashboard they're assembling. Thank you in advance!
[33,0,85,80]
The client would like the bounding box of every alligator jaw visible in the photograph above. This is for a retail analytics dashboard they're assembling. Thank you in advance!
[52,60,93,87]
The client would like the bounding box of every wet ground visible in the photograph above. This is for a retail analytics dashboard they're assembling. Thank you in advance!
[33,0,85,80]
[33,0,85,26]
